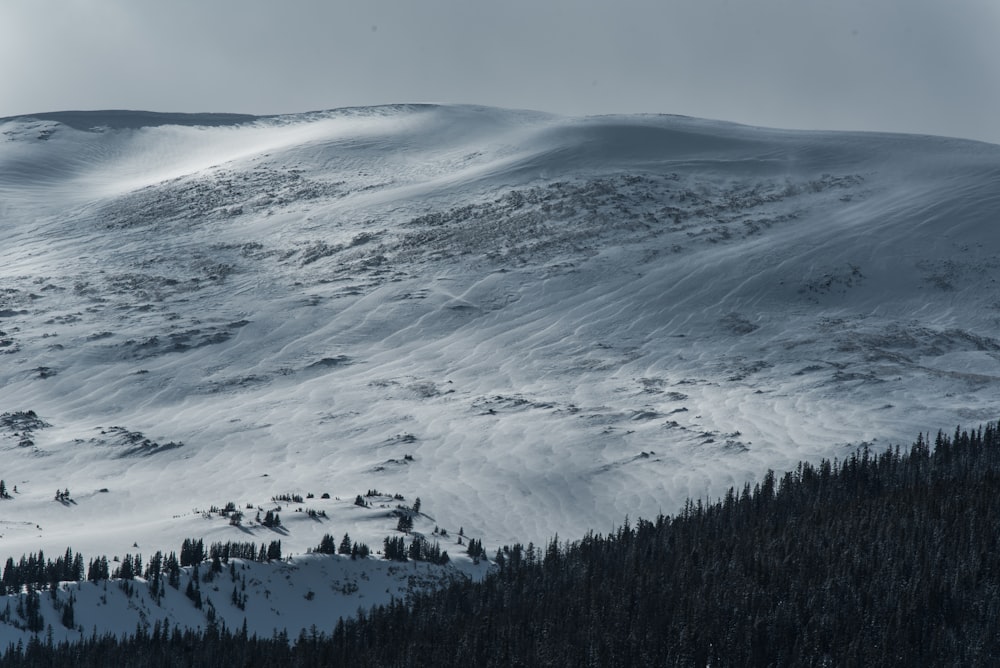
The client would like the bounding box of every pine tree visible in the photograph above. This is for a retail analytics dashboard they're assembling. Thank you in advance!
[316,534,337,555]
[60,597,74,629]
[165,552,180,589]
[71,553,84,582]
[24,590,43,633]
[118,555,134,580]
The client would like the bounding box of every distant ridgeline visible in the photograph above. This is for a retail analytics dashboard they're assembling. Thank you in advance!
[4,424,1000,666]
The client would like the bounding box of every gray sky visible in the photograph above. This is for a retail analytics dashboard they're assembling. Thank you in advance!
[2,0,998,144]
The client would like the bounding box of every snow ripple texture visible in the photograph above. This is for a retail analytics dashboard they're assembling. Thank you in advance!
[2,104,1000,566]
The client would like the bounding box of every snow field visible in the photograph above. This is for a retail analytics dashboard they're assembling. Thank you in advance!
[2,104,1000,639]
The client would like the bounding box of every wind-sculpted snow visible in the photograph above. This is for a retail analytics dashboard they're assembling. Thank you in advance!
[2,105,1000,638]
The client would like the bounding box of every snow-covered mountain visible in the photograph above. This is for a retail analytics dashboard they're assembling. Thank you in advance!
[2,104,999,640]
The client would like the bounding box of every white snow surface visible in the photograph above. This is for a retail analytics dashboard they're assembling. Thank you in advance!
[2,104,1000,639]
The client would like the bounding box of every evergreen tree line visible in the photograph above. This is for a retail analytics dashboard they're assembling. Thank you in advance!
[1,591,45,634]
[313,534,370,559]
[6,425,1000,665]
[181,538,282,567]
[208,539,282,564]
[381,535,450,565]
[0,550,84,595]
[1,537,284,597]
[324,425,1000,666]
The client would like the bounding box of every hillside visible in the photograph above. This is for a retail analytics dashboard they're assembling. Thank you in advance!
[4,425,999,666]
[2,104,1000,639]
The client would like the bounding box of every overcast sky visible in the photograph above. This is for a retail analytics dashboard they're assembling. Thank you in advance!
[2,0,998,144]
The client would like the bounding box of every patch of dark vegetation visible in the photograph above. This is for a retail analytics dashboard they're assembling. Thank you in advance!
[0,329,18,354]
[120,323,238,359]
[371,454,414,472]
[1,410,50,436]
[300,241,339,266]
[637,377,666,393]
[818,324,1000,390]
[1,410,49,449]
[799,263,865,298]
[269,171,864,289]
[92,426,184,458]
[198,375,270,395]
[406,381,440,398]
[719,312,759,335]
[383,173,865,267]
[726,359,772,382]
[299,232,383,266]
[100,167,347,230]
[472,394,558,414]
[166,329,232,351]
[306,355,351,370]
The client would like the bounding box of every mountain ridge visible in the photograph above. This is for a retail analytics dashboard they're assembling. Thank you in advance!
[2,105,1000,641]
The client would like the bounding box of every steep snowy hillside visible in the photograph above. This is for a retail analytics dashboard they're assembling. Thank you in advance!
[2,103,1000,596]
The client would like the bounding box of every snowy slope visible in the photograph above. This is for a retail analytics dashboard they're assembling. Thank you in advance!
[2,105,1000,638]
[0,547,481,647]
